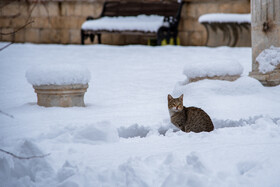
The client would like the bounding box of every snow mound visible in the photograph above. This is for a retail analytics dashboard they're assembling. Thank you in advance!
[81,15,164,33]
[198,13,251,23]
[56,161,78,183]
[0,140,54,187]
[118,124,150,138]
[74,122,119,143]
[25,64,91,86]
[183,59,243,80]
[256,46,280,73]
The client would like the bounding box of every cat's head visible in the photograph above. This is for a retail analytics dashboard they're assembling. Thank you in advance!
[168,94,184,112]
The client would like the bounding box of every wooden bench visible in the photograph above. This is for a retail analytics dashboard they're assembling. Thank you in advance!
[81,1,184,45]
[199,13,251,47]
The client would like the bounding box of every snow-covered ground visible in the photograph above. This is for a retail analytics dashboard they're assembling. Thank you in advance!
[0,43,280,187]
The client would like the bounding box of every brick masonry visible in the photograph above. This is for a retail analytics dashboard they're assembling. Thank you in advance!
[0,0,250,45]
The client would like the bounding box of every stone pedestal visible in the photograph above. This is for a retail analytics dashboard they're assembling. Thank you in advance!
[189,75,240,83]
[33,84,88,107]
[249,0,280,86]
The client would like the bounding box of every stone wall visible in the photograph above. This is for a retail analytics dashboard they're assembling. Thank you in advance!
[0,0,250,45]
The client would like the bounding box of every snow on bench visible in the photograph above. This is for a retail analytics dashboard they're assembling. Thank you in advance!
[198,13,251,47]
[183,60,243,83]
[81,15,165,33]
[257,46,280,73]
[81,1,183,45]
[26,64,91,86]
[198,13,251,24]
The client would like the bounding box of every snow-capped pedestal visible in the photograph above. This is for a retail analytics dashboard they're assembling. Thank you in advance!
[183,60,243,83]
[26,64,90,107]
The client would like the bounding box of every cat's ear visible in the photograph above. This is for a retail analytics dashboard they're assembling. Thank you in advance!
[168,94,173,101]
[179,94,184,101]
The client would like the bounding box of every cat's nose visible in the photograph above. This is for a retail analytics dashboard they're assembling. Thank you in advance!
[176,106,178,110]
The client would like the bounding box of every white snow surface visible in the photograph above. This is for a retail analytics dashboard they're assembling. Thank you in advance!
[1,43,280,187]
[198,13,251,23]
[183,59,243,79]
[256,46,280,73]
[81,15,164,32]
[25,64,91,86]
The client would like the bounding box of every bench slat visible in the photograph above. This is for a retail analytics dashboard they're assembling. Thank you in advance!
[102,2,180,17]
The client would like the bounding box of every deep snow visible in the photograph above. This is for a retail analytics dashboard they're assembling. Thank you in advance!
[0,43,280,187]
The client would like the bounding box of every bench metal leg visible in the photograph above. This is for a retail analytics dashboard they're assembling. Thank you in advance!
[97,34,101,44]
[90,34,95,43]
[81,30,85,45]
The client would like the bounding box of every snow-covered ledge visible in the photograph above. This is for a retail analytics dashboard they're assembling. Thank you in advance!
[198,13,251,23]
[183,60,243,83]
[26,64,91,107]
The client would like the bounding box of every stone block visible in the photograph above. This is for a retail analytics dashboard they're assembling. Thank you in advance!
[50,17,85,29]
[101,34,113,45]
[11,17,27,28]
[178,31,190,46]
[18,2,30,17]
[249,70,280,87]
[183,3,197,19]
[196,2,219,17]
[126,35,142,45]
[112,34,126,45]
[180,3,190,19]
[32,17,51,29]
[232,2,250,13]
[183,18,205,32]
[60,2,84,16]
[2,3,20,17]
[189,31,203,46]
[93,2,104,18]
[1,28,14,41]
[39,29,61,43]
[60,29,70,44]
[61,2,75,16]
[69,29,81,44]
[46,2,59,17]
[14,29,25,42]
[189,75,240,83]
[73,3,84,17]
[218,2,234,13]
[0,18,11,27]
[178,19,184,31]
[25,28,40,43]
[31,4,49,17]
[81,3,95,17]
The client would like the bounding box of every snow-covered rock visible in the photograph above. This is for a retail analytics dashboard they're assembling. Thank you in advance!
[25,64,91,86]
[183,58,243,80]
[256,46,280,73]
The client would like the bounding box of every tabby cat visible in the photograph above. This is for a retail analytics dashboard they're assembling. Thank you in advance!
[168,94,214,133]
